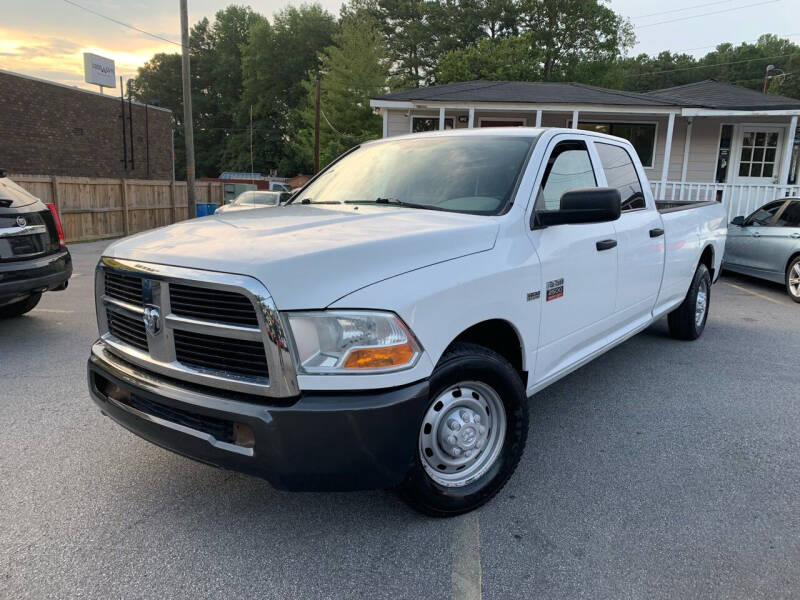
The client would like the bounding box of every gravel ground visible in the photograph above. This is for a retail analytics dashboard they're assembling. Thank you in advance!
[1,239,798,599]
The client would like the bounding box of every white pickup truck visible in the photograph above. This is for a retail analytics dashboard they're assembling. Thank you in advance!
[88,128,726,516]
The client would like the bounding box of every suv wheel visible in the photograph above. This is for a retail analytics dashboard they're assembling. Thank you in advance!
[0,293,42,318]
[786,256,800,303]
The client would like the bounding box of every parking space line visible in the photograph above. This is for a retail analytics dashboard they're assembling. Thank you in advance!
[451,512,482,600]
[32,308,74,314]
[724,282,791,307]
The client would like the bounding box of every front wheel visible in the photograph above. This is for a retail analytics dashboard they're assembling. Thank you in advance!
[668,263,711,340]
[786,256,800,303]
[398,342,528,517]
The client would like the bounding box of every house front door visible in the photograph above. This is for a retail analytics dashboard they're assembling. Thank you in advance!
[734,127,783,185]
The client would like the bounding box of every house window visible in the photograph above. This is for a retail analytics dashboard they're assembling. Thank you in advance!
[412,117,454,132]
[576,122,656,169]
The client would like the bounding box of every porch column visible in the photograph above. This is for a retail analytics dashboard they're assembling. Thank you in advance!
[679,118,693,200]
[571,110,579,129]
[535,110,542,127]
[779,115,798,185]
[660,112,676,197]
[439,107,446,130]
[382,110,388,138]
[468,107,475,128]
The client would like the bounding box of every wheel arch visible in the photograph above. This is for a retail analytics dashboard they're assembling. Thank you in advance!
[699,244,715,280]
[444,319,527,386]
[785,250,800,276]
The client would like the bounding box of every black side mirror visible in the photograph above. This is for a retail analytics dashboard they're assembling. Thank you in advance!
[532,187,621,228]
[731,216,745,226]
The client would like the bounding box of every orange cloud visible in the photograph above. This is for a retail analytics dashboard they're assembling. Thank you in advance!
[0,27,175,90]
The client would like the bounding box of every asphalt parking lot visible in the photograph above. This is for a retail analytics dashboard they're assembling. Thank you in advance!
[2,239,799,599]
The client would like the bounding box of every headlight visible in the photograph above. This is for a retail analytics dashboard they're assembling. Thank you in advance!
[286,310,421,374]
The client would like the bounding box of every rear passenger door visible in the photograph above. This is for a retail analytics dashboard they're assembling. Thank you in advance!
[593,141,664,321]
[527,136,619,383]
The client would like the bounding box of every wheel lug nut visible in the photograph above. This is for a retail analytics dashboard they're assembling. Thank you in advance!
[475,439,484,449]
[452,447,462,456]
[474,415,481,424]
[460,410,471,422]
[465,450,474,458]
[479,425,486,434]
[448,419,461,431]
[447,435,457,445]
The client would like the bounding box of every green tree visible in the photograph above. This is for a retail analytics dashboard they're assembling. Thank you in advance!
[240,3,338,174]
[293,14,390,169]
[437,34,542,82]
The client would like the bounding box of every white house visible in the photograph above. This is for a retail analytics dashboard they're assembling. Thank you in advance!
[370,79,800,219]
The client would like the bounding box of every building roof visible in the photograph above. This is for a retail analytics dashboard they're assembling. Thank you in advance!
[373,80,674,106]
[373,78,800,111]
[643,79,800,110]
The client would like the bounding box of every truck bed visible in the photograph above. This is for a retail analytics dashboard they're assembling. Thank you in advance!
[656,200,718,213]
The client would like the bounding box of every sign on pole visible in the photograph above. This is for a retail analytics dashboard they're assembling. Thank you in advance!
[83,53,116,90]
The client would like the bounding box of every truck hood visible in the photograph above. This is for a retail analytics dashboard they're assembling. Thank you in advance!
[104,204,499,308]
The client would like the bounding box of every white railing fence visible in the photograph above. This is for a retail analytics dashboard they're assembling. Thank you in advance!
[651,181,800,220]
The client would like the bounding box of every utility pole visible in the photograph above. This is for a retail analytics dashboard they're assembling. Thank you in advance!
[180,0,196,218]
[314,72,321,174]
[763,64,775,93]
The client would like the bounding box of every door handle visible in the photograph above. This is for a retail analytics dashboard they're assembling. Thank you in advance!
[649,228,664,238]
[791,232,800,239]
[596,239,617,251]
[752,231,761,238]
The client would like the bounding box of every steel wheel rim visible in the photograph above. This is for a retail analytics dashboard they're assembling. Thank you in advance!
[695,281,708,327]
[790,264,800,297]
[418,381,507,488]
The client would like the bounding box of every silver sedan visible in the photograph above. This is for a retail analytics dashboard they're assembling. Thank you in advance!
[723,197,800,302]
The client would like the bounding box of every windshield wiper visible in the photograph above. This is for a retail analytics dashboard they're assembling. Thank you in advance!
[346,197,443,211]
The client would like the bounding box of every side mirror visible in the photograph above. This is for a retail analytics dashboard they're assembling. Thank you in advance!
[532,188,621,228]
[731,216,745,226]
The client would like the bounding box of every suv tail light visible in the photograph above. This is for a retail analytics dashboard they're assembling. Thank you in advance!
[46,203,66,247]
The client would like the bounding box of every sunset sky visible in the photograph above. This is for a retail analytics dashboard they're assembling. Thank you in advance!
[1,0,797,92]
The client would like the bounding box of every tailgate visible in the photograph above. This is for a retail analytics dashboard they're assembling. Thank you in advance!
[0,210,60,262]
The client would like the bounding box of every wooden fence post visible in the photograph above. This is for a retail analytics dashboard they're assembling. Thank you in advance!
[50,176,61,211]
[121,178,130,236]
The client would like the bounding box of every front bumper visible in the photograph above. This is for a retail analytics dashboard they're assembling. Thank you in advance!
[0,248,71,303]
[87,342,430,491]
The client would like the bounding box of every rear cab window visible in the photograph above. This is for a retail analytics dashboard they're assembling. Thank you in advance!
[595,142,646,212]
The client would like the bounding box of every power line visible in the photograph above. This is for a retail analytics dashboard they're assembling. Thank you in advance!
[634,0,781,29]
[61,0,182,47]
[631,0,732,20]
[626,51,799,78]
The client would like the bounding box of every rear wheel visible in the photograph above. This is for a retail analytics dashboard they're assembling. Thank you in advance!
[0,293,42,318]
[786,256,800,303]
[668,263,711,340]
[398,342,528,517]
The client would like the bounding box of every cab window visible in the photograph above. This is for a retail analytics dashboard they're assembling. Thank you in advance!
[535,140,597,210]
[595,142,646,212]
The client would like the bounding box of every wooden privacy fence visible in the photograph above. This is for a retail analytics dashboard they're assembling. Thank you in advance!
[10,175,224,243]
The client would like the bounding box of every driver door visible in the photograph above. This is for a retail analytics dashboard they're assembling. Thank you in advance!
[726,200,786,269]
[527,136,618,384]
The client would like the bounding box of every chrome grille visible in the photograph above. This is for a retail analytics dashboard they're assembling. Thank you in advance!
[174,330,268,378]
[169,283,259,326]
[105,270,143,305]
[106,309,148,351]
[95,257,298,398]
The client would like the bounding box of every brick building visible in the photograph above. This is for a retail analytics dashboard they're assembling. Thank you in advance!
[0,69,174,179]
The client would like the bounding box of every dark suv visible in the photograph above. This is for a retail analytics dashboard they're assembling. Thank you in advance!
[0,173,72,317]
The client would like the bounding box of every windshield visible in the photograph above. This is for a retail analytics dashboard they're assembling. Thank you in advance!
[291,135,536,215]
[233,191,279,206]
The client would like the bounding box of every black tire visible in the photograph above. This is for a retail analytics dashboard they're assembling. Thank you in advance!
[398,342,528,517]
[668,263,711,340]
[786,256,800,303]
[0,293,42,318]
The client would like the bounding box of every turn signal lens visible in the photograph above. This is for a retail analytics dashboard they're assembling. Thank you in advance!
[343,343,415,369]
